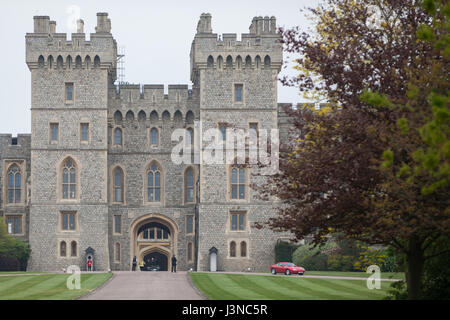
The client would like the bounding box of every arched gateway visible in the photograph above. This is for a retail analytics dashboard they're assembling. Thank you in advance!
[129,214,178,271]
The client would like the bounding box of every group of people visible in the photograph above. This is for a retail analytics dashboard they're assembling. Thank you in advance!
[131,255,177,272]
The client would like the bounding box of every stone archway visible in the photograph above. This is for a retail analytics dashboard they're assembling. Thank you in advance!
[129,214,178,271]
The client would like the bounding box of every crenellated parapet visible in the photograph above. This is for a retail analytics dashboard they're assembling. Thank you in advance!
[190,13,282,82]
[26,13,117,80]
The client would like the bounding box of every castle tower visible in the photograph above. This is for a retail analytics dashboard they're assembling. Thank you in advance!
[190,14,283,271]
[26,14,117,271]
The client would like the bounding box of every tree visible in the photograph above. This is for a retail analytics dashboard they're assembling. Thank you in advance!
[0,217,31,271]
[255,0,449,299]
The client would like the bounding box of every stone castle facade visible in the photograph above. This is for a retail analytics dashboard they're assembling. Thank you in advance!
[0,12,293,272]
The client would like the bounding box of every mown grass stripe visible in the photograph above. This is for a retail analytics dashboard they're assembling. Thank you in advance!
[311,277,390,297]
[245,275,312,300]
[266,276,343,300]
[0,275,56,299]
[0,276,38,294]
[190,273,241,300]
[226,274,294,300]
[13,276,69,300]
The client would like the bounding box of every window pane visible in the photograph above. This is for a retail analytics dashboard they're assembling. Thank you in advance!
[148,188,154,202]
[187,216,193,234]
[148,172,153,187]
[61,242,66,256]
[239,168,245,183]
[62,185,68,199]
[235,85,242,102]
[239,214,245,230]
[66,84,73,100]
[62,214,68,230]
[239,184,245,199]
[186,169,193,186]
[81,124,88,141]
[115,216,121,233]
[8,173,14,187]
[232,168,237,184]
[115,129,122,145]
[15,173,21,187]
[186,188,193,203]
[71,242,77,256]
[157,228,162,239]
[155,188,160,202]
[8,190,14,203]
[114,169,122,187]
[150,228,155,239]
[15,189,21,202]
[220,126,226,141]
[232,185,237,199]
[241,242,247,257]
[143,229,148,239]
[231,215,237,230]
[151,129,158,145]
[69,214,75,230]
[163,229,168,239]
[70,184,76,199]
[115,188,122,202]
[14,218,21,234]
[155,172,160,187]
[51,124,58,141]
[63,168,68,183]
[70,169,76,184]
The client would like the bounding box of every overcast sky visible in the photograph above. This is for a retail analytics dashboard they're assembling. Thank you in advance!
[0,0,319,135]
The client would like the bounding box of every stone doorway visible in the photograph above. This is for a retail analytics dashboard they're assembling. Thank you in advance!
[143,251,168,271]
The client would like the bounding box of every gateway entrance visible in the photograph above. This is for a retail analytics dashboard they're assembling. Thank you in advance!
[143,251,168,271]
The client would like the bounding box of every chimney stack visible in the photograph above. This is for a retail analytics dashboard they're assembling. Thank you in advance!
[77,19,84,33]
[33,16,50,33]
[49,20,56,34]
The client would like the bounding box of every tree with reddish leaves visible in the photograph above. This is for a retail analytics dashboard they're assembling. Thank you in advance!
[255,0,449,299]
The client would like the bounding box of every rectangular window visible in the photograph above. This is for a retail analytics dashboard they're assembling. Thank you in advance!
[61,212,76,231]
[80,123,89,142]
[65,83,73,101]
[234,84,243,102]
[50,123,59,142]
[186,215,194,234]
[6,216,22,234]
[230,212,246,231]
[114,215,121,234]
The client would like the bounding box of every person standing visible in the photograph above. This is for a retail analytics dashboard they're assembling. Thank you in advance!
[132,256,137,271]
[171,255,177,273]
[87,258,93,272]
[139,259,145,271]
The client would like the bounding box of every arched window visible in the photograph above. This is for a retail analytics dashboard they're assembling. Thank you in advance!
[230,241,236,257]
[114,110,123,124]
[7,164,21,203]
[219,124,227,142]
[150,128,159,145]
[245,55,252,68]
[75,55,82,68]
[207,55,214,67]
[113,167,124,203]
[162,110,170,123]
[57,55,63,69]
[240,241,247,257]
[48,55,54,69]
[126,110,134,121]
[174,110,183,127]
[115,243,120,262]
[231,165,245,200]
[186,110,194,125]
[236,56,242,69]
[187,242,193,262]
[138,110,146,123]
[147,162,161,202]
[38,55,45,68]
[185,167,194,203]
[264,55,271,68]
[66,55,72,69]
[217,55,223,69]
[60,241,66,257]
[71,241,77,257]
[62,158,76,200]
[114,128,123,146]
[85,55,91,69]
[255,55,261,69]
[94,55,100,68]
[150,110,158,124]
[226,55,233,68]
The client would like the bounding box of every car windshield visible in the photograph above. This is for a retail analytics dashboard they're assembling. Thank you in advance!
[284,263,295,267]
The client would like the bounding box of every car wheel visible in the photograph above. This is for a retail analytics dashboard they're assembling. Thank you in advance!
[285,269,291,275]
[298,272,304,276]
[271,268,276,275]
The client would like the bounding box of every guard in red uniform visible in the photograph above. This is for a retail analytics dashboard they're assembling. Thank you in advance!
[87,258,93,271]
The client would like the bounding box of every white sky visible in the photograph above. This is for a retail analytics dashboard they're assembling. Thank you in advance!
[0,0,318,135]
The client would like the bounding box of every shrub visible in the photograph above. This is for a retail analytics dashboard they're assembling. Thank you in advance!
[275,240,298,262]
[0,255,20,271]
[292,241,339,271]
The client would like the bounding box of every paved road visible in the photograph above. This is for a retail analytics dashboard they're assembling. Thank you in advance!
[80,271,205,300]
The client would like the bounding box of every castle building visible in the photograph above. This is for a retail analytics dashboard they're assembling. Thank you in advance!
[0,12,292,272]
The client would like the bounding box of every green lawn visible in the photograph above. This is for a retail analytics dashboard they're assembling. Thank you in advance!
[304,271,405,280]
[190,273,394,300]
[0,273,112,300]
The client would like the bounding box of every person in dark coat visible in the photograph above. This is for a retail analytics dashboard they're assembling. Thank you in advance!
[132,256,137,271]
[171,255,177,273]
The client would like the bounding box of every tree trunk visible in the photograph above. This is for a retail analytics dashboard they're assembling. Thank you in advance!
[406,237,424,300]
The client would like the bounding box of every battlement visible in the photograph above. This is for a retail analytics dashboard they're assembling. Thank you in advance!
[26,13,117,73]
[0,134,31,156]
[112,84,192,103]
[190,13,283,81]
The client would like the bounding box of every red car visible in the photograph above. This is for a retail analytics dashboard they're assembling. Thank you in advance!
[270,262,305,275]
